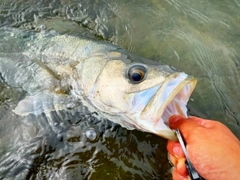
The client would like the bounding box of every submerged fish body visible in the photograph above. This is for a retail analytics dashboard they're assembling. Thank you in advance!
[0,28,196,140]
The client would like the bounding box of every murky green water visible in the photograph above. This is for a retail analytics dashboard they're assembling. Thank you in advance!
[0,0,240,179]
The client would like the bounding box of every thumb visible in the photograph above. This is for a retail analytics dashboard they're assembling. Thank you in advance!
[169,115,203,140]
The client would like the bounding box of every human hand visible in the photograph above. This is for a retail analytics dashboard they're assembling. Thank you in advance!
[167,115,240,180]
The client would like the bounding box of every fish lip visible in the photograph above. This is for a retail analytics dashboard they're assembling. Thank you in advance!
[139,73,197,140]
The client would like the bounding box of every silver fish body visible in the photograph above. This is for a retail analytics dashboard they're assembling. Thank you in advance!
[0,28,196,140]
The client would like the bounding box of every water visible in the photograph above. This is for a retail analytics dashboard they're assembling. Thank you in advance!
[0,0,240,179]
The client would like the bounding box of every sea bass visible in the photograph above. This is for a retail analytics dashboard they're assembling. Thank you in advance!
[0,28,196,140]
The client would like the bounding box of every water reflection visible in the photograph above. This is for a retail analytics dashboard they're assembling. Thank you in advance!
[0,0,240,179]
[0,109,170,179]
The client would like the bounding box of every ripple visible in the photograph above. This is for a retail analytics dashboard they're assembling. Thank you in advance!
[1,0,240,179]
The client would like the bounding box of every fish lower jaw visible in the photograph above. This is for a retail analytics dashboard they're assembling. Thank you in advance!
[154,120,178,141]
[131,115,177,140]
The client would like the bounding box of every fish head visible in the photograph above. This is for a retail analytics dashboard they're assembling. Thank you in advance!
[80,53,197,141]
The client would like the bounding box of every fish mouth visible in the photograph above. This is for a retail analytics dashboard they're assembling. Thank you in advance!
[136,73,197,140]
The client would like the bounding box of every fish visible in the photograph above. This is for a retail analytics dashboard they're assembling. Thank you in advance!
[0,27,196,140]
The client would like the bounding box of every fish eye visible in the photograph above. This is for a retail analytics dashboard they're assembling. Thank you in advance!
[127,65,146,83]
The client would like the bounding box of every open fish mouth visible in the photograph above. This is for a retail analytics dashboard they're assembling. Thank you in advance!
[132,72,197,140]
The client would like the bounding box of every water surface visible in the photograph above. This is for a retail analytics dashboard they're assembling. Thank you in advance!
[1,0,240,179]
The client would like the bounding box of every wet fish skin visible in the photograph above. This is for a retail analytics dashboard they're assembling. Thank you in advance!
[0,28,196,140]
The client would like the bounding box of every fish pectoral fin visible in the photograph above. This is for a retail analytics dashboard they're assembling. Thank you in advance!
[30,52,61,80]
[13,91,73,116]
